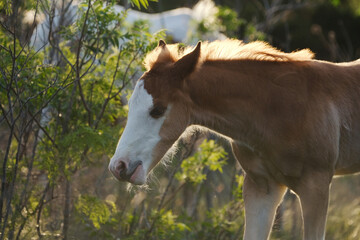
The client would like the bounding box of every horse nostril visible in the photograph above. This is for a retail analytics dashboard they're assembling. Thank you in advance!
[109,158,130,181]
[116,160,127,174]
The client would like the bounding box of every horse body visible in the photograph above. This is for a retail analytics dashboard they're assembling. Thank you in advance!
[109,39,360,240]
[187,59,360,177]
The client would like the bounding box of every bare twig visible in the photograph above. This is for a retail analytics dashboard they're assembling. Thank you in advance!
[16,181,51,240]
[36,182,50,239]
[14,128,40,235]
[75,0,93,125]
[1,111,27,239]
[0,123,15,231]
[62,178,71,240]
[93,47,123,129]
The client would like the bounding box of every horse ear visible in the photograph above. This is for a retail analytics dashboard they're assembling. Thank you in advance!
[158,39,166,48]
[174,42,201,79]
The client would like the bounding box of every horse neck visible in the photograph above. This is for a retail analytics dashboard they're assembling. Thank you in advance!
[184,60,269,144]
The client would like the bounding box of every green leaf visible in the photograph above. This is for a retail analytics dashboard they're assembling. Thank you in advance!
[75,195,112,229]
[131,0,140,9]
[176,139,228,184]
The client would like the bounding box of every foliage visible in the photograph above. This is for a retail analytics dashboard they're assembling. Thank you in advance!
[326,200,360,240]
[189,3,266,43]
[146,209,191,240]
[189,174,245,240]
[75,195,115,229]
[216,6,243,38]
[130,0,158,10]
[232,174,244,201]
[176,139,228,184]
[0,0,12,15]
[0,0,163,238]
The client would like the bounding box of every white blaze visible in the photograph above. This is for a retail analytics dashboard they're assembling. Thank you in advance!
[109,80,166,176]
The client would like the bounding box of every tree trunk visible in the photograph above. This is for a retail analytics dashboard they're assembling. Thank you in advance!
[62,178,71,240]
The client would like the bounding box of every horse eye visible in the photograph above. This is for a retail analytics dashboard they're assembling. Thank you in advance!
[149,105,166,119]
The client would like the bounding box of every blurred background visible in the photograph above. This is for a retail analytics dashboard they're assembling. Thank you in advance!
[0,0,360,239]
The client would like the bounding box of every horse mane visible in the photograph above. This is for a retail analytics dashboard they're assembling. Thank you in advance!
[144,39,314,70]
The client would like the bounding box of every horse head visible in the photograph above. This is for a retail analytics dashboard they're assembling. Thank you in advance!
[109,40,201,184]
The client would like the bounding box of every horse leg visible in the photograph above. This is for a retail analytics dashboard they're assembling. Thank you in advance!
[243,174,287,240]
[231,142,287,240]
[294,171,332,240]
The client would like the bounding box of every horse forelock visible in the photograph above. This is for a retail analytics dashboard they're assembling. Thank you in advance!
[144,44,179,71]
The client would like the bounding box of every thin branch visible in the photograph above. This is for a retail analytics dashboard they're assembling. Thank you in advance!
[16,129,40,219]
[79,3,122,79]
[36,182,50,239]
[7,117,36,238]
[16,181,51,240]
[62,178,71,240]
[0,65,10,87]
[28,111,56,146]
[75,0,93,125]
[0,21,13,35]
[109,46,142,101]
[1,111,27,238]
[23,77,77,131]
[3,69,75,143]
[78,4,102,78]
[47,2,76,71]
[0,44,11,53]
[0,122,15,231]
[15,0,40,59]
[93,47,123,129]
[0,103,19,142]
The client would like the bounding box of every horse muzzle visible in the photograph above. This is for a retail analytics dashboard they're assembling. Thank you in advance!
[109,159,145,185]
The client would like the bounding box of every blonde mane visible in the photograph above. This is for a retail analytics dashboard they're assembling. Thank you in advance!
[144,39,314,70]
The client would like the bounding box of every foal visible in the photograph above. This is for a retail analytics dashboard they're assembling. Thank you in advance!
[109,39,360,240]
